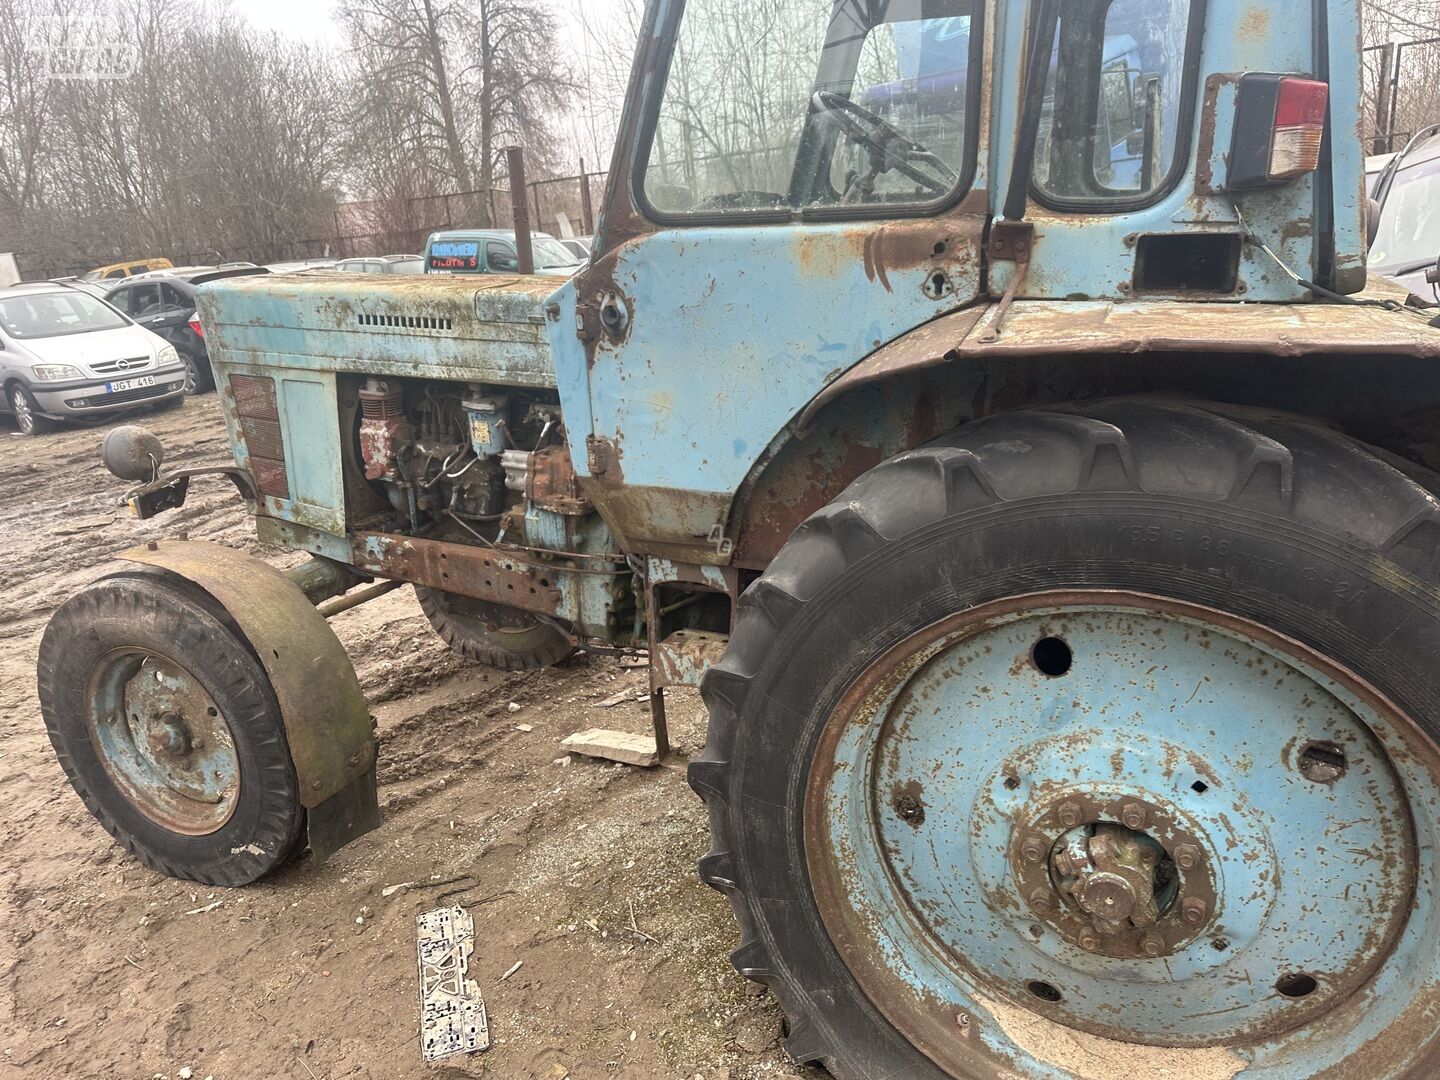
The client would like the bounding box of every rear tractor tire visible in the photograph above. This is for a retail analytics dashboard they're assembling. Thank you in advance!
[37,573,304,886]
[694,397,1440,1079]
[416,586,575,671]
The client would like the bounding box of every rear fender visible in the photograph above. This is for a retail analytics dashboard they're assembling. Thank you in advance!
[118,539,379,861]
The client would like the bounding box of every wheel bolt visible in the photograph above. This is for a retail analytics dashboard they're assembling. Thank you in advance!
[1120,803,1147,830]
[1174,843,1201,871]
[1057,801,1084,828]
[1182,897,1208,925]
[1078,930,1098,951]
[1028,888,1056,914]
[1140,932,1165,958]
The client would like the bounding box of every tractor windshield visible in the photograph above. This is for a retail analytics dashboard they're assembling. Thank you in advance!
[642,0,980,216]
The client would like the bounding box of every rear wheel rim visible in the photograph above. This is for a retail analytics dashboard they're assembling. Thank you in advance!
[86,648,241,834]
[805,590,1440,1077]
[11,389,33,433]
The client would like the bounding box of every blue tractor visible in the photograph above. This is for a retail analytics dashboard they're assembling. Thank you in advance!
[37,0,1440,1074]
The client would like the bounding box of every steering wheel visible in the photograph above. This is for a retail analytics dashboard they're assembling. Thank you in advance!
[812,90,958,196]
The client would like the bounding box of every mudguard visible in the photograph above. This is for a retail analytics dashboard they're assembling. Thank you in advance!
[119,539,380,861]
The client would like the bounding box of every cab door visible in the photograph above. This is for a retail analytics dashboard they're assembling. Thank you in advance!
[551,0,993,558]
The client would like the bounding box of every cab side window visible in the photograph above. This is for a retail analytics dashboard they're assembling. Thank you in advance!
[1034,0,1197,204]
[161,285,190,312]
[130,284,163,317]
[108,287,133,315]
[485,242,518,272]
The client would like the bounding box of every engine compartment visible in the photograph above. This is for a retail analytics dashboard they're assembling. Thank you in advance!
[347,375,605,558]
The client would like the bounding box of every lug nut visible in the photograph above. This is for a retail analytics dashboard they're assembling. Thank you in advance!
[1020,836,1046,864]
[1120,803,1147,830]
[1078,930,1098,951]
[1174,843,1201,871]
[1182,897,1208,925]
[1028,888,1056,914]
[1057,801,1084,828]
[1140,932,1165,958]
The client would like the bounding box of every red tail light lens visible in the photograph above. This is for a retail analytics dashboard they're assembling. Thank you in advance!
[188,316,203,337]
[1227,73,1329,190]
[1269,78,1328,180]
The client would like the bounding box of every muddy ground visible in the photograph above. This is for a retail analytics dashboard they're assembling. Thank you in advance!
[0,397,812,1080]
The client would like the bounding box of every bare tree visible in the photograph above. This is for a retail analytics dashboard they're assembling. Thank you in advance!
[339,0,573,227]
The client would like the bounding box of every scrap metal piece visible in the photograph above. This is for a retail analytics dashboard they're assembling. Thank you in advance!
[417,905,490,1061]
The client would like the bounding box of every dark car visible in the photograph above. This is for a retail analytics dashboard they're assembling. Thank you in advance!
[333,255,424,275]
[104,266,269,393]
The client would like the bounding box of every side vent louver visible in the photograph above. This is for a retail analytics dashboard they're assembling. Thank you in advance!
[229,374,289,499]
[357,313,455,331]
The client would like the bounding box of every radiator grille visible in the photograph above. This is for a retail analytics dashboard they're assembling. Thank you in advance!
[91,356,153,375]
[357,312,454,331]
[229,374,288,498]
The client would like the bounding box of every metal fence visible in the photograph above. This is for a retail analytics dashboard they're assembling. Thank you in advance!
[1364,36,1440,155]
[17,169,610,280]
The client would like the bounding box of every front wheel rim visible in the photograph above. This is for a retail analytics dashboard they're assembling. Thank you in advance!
[86,648,241,834]
[805,590,1440,1077]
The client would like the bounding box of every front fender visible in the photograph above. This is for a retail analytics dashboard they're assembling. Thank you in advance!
[118,540,379,860]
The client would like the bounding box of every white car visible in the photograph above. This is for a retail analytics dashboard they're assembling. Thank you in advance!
[0,283,188,435]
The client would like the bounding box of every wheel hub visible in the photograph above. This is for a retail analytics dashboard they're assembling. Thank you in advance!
[147,713,195,758]
[1014,795,1212,960]
[87,650,240,834]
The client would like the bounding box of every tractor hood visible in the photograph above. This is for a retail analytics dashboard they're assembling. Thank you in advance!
[195,271,561,390]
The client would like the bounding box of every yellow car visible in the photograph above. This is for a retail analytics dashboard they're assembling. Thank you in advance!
[80,257,173,282]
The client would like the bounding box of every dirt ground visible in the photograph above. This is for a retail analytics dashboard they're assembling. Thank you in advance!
[0,396,812,1080]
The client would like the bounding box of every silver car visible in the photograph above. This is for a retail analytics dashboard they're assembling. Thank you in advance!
[0,283,188,436]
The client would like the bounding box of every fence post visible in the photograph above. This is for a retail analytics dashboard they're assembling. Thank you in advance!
[580,158,595,235]
[507,147,534,275]
[1374,41,1395,155]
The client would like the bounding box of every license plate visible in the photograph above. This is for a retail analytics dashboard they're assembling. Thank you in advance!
[106,375,156,393]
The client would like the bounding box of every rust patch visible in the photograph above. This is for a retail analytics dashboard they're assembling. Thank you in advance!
[1238,4,1270,39]
[1194,73,1240,194]
[574,250,635,370]
[354,531,569,617]
[891,780,927,828]
[526,444,590,515]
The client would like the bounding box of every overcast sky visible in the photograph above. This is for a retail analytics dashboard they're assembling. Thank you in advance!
[237,0,640,168]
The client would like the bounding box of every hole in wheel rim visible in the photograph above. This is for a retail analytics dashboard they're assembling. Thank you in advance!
[1031,637,1072,677]
[1275,973,1319,998]
[1298,740,1347,784]
[1026,980,1063,1002]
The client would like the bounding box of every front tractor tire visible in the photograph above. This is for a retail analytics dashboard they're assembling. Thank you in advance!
[694,398,1440,1079]
[37,573,304,886]
[416,586,575,671]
